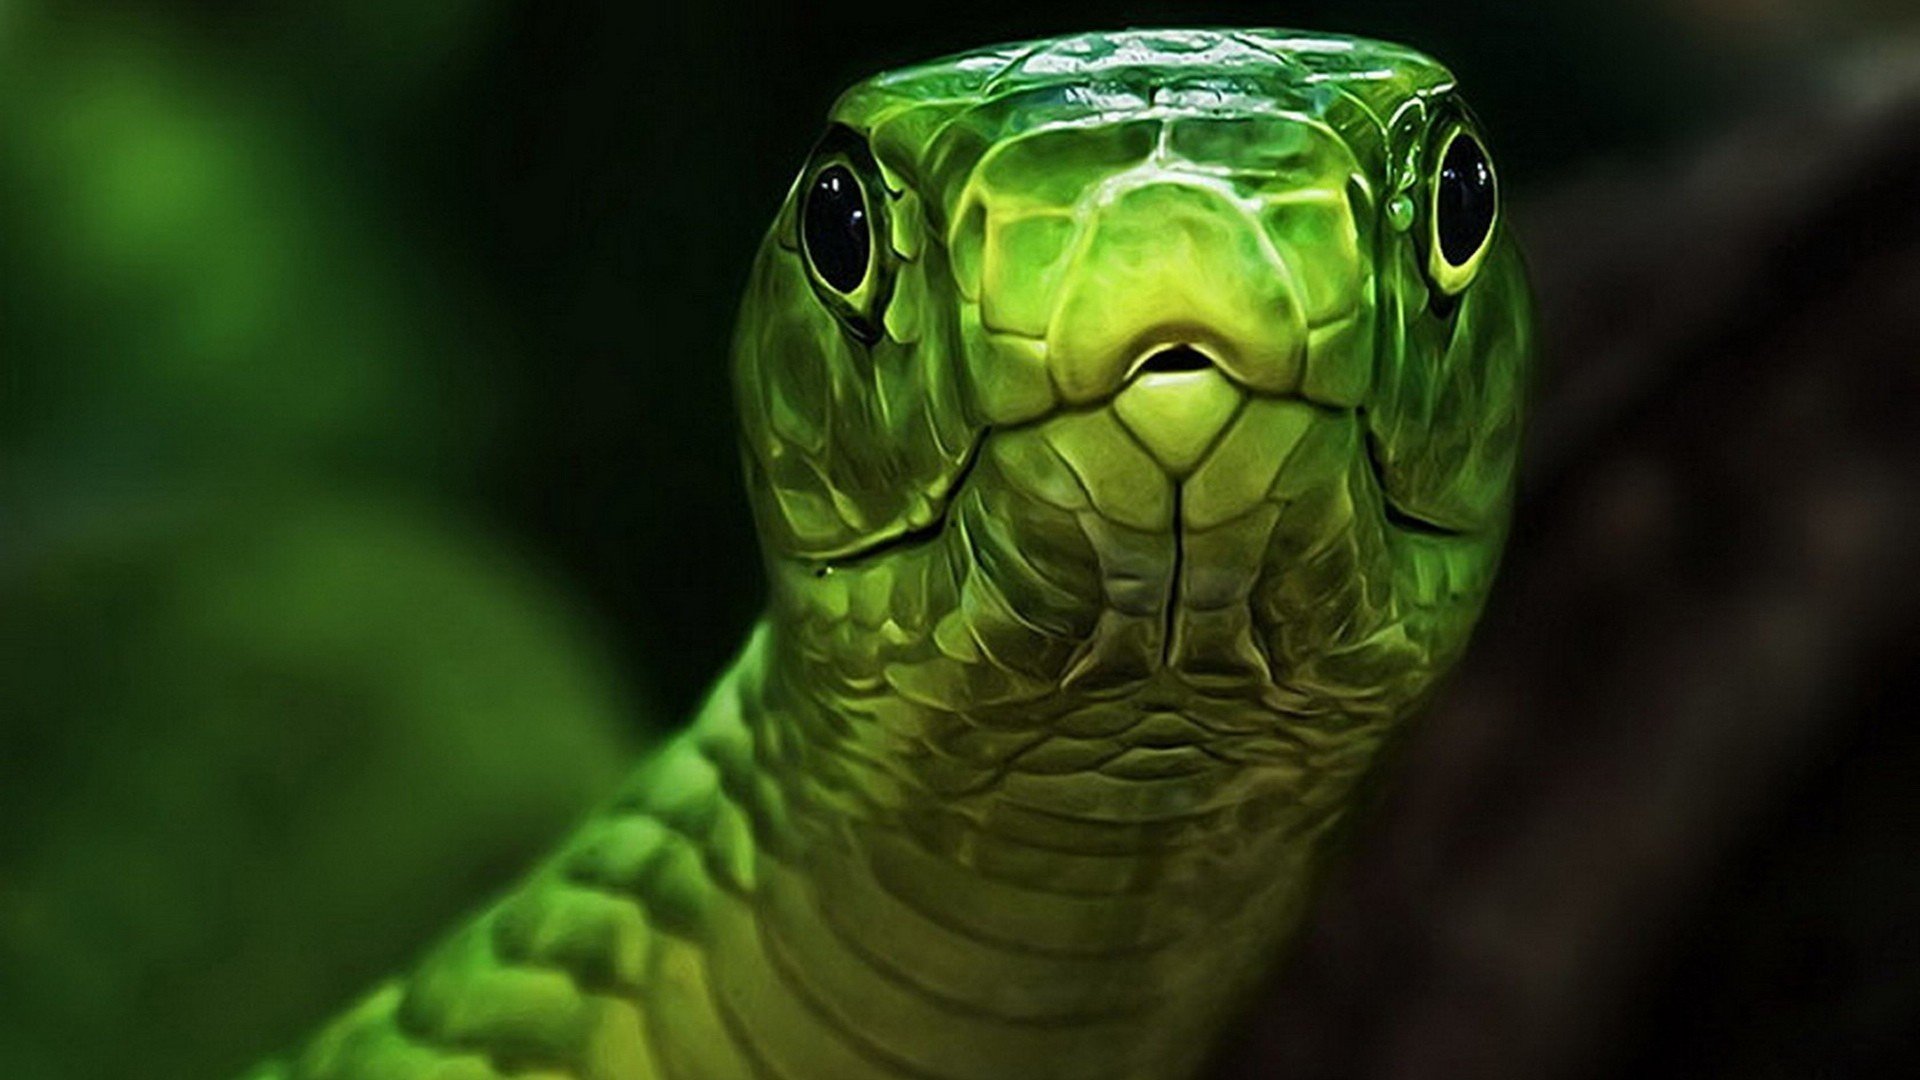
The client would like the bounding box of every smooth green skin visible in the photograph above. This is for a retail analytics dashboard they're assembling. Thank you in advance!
[255,28,1532,1080]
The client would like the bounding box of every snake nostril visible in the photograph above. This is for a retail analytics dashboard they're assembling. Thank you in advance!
[1137,345,1214,375]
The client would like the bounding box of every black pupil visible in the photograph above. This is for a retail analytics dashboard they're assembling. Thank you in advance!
[804,164,870,293]
[1436,133,1496,267]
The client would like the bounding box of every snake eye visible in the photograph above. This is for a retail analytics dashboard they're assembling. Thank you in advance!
[1427,127,1498,296]
[803,164,872,294]
[794,126,895,343]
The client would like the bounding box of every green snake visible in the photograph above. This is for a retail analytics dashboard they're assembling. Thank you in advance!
[254,27,1532,1080]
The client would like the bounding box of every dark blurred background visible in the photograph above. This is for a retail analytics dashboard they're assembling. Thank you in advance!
[3,1,1916,1077]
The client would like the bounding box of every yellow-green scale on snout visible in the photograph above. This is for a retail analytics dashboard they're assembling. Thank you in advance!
[255,28,1533,1080]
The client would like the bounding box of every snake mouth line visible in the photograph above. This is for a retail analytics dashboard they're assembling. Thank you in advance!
[1358,415,1472,538]
[813,396,1467,576]
[810,431,990,573]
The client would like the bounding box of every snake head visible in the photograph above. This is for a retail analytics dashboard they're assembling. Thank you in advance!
[733,30,1532,733]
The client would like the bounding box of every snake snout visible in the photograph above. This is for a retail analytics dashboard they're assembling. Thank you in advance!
[1045,180,1310,405]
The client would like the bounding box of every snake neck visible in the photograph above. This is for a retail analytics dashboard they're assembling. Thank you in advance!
[626,619,1392,1080]
[332,621,1398,1080]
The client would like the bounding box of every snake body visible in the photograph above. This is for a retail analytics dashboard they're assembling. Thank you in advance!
[257,28,1532,1080]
